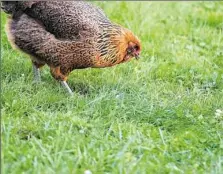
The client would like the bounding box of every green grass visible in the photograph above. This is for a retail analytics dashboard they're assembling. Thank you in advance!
[1,1,223,174]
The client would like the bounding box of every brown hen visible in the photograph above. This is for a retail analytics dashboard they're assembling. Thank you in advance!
[2,1,141,95]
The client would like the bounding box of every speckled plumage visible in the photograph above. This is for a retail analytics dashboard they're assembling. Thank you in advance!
[2,1,141,90]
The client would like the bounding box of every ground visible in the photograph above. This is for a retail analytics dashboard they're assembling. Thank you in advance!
[1,1,223,174]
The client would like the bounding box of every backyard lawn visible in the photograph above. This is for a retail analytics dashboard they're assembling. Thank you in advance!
[1,1,223,173]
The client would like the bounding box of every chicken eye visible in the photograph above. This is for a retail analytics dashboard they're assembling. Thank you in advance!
[127,48,132,54]
[134,45,139,51]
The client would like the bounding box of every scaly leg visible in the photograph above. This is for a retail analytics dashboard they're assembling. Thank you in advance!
[60,81,73,96]
[50,66,73,95]
[32,61,45,82]
[32,63,41,82]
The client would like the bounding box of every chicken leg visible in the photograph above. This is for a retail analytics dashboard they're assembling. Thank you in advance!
[32,63,41,82]
[32,61,45,82]
[50,66,73,95]
[60,81,73,95]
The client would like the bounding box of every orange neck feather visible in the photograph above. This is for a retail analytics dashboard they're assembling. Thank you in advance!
[112,27,141,61]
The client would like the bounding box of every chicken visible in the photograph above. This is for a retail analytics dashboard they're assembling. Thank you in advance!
[2,1,141,95]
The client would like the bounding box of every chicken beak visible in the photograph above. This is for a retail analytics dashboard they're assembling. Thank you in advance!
[135,53,140,60]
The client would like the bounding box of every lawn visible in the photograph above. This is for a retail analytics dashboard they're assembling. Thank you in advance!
[1,1,223,174]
